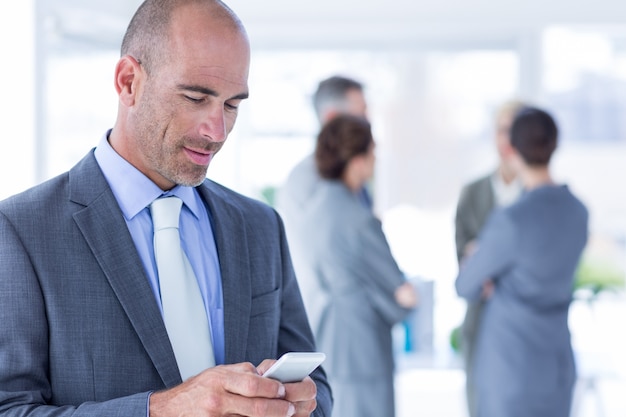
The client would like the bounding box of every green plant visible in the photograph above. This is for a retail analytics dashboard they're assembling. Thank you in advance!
[260,185,277,207]
[573,257,626,296]
[449,325,461,354]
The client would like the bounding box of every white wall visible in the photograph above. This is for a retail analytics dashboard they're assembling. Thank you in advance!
[37,0,626,51]
[0,1,36,200]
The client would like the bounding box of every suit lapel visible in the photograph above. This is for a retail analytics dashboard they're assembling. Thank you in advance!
[69,152,181,387]
[476,176,496,227]
[197,183,251,364]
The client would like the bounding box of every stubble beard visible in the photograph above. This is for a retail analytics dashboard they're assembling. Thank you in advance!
[135,106,212,188]
[155,139,212,188]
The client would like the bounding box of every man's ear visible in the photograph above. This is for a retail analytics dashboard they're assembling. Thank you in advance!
[114,55,143,107]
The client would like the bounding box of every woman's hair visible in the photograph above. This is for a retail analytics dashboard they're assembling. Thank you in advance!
[315,115,373,180]
[510,106,558,166]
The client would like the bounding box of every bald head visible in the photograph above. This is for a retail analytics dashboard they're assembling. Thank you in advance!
[121,0,244,75]
[110,0,249,190]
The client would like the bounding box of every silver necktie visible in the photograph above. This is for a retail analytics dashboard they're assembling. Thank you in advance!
[150,196,215,380]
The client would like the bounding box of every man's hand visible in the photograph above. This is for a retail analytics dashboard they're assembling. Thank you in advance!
[257,360,318,417]
[481,280,495,300]
[150,362,297,417]
[394,282,418,309]
[462,240,478,261]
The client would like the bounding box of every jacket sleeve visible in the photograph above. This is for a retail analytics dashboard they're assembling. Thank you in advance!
[0,211,150,417]
[352,215,413,326]
[455,184,475,263]
[455,210,516,302]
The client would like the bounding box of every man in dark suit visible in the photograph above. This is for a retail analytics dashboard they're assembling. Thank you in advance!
[0,1,331,417]
[454,100,526,417]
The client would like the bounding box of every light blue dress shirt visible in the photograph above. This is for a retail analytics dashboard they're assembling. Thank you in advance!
[94,132,225,365]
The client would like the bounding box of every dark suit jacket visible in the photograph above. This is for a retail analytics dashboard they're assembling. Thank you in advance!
[454,173,495,263]
[0,150,331,416]
[454,173,496,417]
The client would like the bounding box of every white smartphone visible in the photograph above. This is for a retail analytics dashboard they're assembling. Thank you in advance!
[262,352,326,383]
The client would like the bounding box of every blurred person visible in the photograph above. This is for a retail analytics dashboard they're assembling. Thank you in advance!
[455,106,588,417]
[454,99,526,417]
[277,77,372,331]
[291,115,418,417]
[0,1,331,417]
[277,75,370,218]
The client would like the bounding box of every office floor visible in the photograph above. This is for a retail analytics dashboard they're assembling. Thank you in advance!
[394,367,626,417]
[393,289,626,417]
[396,368,467,417]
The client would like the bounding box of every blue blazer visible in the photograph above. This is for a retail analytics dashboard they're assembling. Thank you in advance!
[456,184,588,417]
[0,150,331,416]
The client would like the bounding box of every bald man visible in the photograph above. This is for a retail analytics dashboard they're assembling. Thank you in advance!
[0,1,331,417]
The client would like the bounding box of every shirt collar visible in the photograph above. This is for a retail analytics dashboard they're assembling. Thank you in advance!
[490,170,522,207]
[94,131,202,220]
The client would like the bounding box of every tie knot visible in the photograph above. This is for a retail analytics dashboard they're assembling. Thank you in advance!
[150,196,183,231]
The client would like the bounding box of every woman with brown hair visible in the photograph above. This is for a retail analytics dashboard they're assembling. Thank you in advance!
[290,114,417,417]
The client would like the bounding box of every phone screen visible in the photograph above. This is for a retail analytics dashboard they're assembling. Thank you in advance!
[262,352,326,383]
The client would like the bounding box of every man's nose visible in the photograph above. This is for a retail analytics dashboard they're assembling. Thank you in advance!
[199,107,227,143]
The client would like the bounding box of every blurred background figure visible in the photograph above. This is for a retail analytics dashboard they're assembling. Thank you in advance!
[8,2,626,416]
[277,75,371,221]
[291,114,417,417]
[454,99,527,417]
[455,107,588,417]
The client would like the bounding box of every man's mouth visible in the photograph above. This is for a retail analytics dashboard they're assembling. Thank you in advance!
[183,147,213,166]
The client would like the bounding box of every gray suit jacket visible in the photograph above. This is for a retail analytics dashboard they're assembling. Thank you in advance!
[454,173,495,402]
[276,154,372,235]
[277,154,319,218]
[455,173,495,263]
[455,185,588,417]
[289,180,411,417]
[0,150,331,417]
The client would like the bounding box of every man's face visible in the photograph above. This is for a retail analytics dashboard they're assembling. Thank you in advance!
[495,111,515,161]
[323,88,369,124]
[343,88,368,120]
[128,5,250,190]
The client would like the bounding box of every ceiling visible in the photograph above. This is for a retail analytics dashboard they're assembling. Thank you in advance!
[39,0,142,51]
[40,0,626,53]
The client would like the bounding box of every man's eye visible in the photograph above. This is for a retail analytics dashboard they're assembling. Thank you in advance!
[225,102,239,111]
[185,95,204,103]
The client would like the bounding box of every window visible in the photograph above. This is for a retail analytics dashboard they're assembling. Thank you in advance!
[212,48,519,358]
[543,26,626,142]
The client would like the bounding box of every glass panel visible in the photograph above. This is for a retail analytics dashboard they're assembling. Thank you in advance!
[542,27,626,413]
[210,48,519,363]
[541,25,626,255]
[214,49,519,208]
[543,26,626,143]
[45,51,118,177]
[43,46,519,364]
